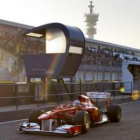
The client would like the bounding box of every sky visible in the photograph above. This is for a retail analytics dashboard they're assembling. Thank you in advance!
[0,0,140,49]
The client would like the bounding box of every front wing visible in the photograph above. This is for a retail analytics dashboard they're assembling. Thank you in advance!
[18,122,82,136]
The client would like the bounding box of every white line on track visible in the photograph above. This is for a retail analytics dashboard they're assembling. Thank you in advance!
[0,119,27,125]
[119,100,140,105]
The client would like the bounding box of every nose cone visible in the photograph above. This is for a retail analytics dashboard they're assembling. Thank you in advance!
[38,111,52,120]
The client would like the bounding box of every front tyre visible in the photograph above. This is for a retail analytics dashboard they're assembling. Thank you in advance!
[29,108,44,126]
[107,105,121,122]
[74,111,91,133]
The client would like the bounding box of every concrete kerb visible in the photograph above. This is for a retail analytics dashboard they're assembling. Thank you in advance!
[0,95,135,123]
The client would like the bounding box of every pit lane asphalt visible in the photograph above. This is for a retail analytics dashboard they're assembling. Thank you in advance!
[0,101,140,140]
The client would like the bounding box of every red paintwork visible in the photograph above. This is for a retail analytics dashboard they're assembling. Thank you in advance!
[69,125,82,134]
[38,95,101,122]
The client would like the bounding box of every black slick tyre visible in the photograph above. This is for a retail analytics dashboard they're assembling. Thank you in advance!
[74,111,91,133]
[29,108,44,126]
[107,105,121,122]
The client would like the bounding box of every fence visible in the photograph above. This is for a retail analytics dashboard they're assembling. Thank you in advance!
[0,81,137,111]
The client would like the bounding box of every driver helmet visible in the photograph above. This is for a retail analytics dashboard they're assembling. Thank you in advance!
[73,100,80,107]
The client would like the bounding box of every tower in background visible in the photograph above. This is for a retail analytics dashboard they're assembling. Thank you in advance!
[85,1,99,39]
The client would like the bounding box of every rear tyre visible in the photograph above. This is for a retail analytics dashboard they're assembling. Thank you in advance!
[74,111,91,133]
[29,108,44,126]
[107,105,121,122]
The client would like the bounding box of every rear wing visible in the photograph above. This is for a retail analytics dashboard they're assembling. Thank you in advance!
[86,92,111,99]
[86,92,111,107]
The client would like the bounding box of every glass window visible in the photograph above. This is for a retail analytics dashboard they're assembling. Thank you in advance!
[45,28,66,53]
[69,46,83,54]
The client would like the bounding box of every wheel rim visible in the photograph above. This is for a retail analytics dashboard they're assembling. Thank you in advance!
[117,108,121,120]
[85,115,90,129]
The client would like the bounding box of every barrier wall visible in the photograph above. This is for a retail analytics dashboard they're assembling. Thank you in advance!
[0,81,136,107]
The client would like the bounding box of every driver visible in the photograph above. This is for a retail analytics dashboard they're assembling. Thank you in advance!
[73,100,80,107]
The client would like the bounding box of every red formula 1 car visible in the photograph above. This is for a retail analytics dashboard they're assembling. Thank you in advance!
[18,92,121,136]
